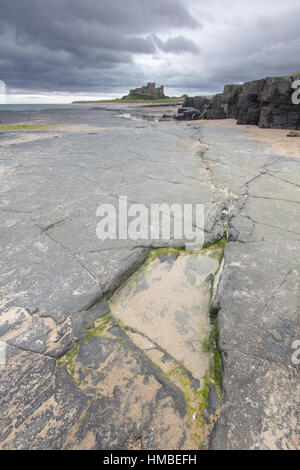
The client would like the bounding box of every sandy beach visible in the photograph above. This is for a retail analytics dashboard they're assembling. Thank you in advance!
[197,118,300,158]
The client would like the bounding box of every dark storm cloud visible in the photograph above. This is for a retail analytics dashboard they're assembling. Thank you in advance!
[1,0,300,97]
[0,0,200,93]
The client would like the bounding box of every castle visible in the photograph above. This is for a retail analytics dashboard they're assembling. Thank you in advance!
[129,82,164,98]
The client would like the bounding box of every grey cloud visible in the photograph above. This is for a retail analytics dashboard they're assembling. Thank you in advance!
[66,0,200,32]
[0,0,300,97]
[0,0,200,93]
[0,0,199,52]
[152,34,200,54]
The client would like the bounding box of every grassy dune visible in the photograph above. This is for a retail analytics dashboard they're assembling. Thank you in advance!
[72,96,185,106]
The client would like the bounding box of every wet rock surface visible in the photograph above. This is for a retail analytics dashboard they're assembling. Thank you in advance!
[0,106,299,449]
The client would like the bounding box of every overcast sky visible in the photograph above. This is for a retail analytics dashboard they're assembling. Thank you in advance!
[0,0,300,102]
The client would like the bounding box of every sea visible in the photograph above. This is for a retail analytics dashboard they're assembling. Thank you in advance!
[0,103,133,112]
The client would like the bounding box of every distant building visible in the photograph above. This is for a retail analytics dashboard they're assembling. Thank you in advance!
[129,82,164,98]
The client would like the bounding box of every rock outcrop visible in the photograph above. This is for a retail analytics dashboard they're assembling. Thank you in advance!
[177,74,300,129]
[175,97,211,120]
[175,106,202,120]
[206,84,242,120]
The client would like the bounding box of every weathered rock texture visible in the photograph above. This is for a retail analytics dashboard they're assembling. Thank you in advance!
[178,74,300,129]
[194,124,300,450]
[175,106,203,121]
[0,108,224,450]
[206,84,242,120]
[0,107,299,450]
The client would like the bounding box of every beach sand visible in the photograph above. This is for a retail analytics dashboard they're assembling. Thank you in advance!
[197,118,300,158]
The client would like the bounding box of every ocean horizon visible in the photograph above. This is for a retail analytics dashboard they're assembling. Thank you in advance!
[0,103,100,112]
[0,103,136,112]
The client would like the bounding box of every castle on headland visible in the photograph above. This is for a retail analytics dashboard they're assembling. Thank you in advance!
[129,82,164,98]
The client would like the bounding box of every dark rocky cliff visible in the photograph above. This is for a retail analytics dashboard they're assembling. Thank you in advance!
[178,74,300,129]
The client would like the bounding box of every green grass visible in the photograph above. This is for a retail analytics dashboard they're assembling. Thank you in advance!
[121,93,168,101]
[0,123,56,131]
[72,96,185,105]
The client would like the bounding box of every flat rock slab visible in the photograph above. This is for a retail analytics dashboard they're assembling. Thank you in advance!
[0,108,223,449]
[210,241,300,450]
[0,107,300,449]
[196,123,300,449]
